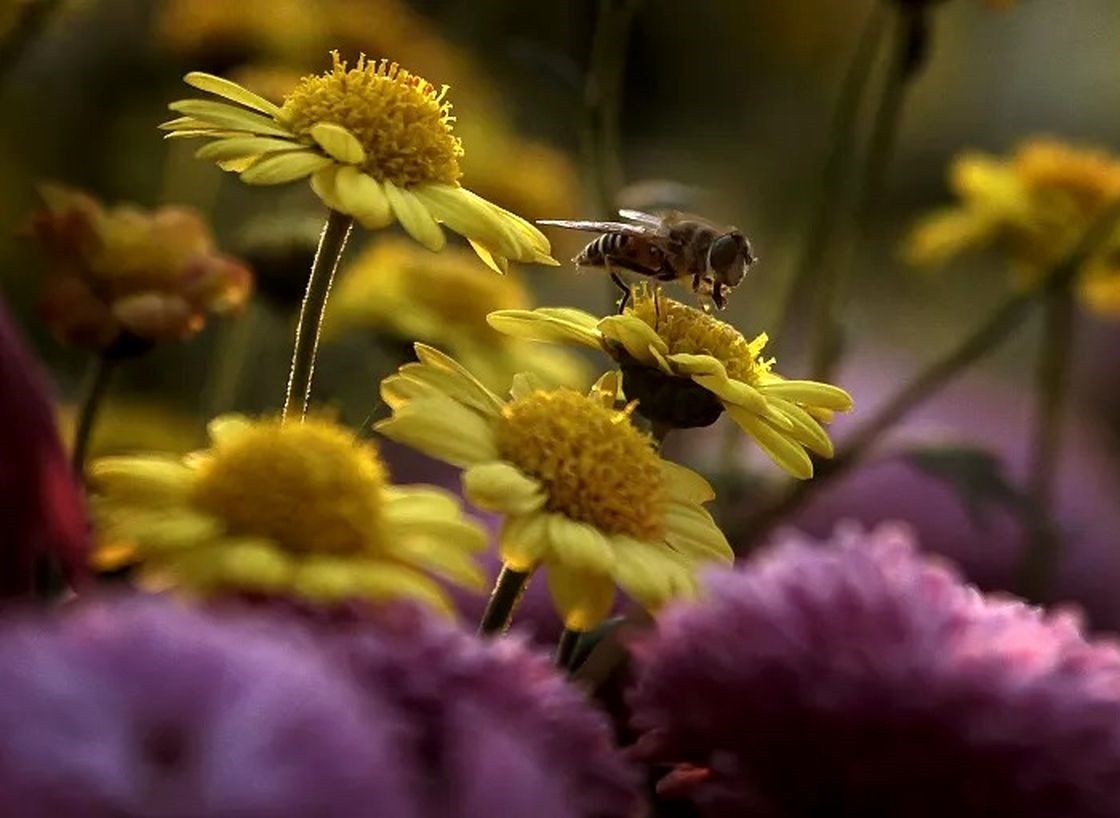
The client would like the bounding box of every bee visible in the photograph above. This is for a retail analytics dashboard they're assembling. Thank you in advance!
[537,209,756,310]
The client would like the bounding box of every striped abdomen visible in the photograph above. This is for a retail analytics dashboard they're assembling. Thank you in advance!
[574,232,675,280]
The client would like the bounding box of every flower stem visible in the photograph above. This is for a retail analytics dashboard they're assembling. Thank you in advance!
[808,4,921,382]
[1016,283,1076,601]
[282,209,352,422]
[204,304,260,416]
[71,354,115,476]
[733,201,1120,550]
[478,565,531,636]
[555,627,582,670]
[775,4,886,357]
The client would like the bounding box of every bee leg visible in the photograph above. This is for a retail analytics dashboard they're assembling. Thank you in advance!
[608,267,631,313]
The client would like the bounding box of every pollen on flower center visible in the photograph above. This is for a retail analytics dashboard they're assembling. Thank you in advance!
[279,52,463,188]
[495,390,666,541]
[191,418,387,555]
[627,288,772,383]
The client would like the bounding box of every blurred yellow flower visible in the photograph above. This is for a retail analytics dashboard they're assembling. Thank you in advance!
[57,399,202,458]
[375,345,732,632]
[161,52,556,273]
[903,138,1120,314]
[26,184,252,353]
[91,414,487,612]
[323,238,589,392]
[489,285,853,479]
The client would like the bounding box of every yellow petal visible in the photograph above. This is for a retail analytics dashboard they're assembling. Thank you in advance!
[589,370,623,407]
[381,484,463,520]
[661,460,715,504]
[374,401,499,467]
[184,72,282,116]
[599,315,669,361]
[467,239,509,274]
[463,461,547,515]
[239,150,334,185]
[499,513,551,571]
[309,122,367,165]
[726,405,814,479]
[757,380,853,412]
[546,564,615,632]
[691,370,768,414]
[334,167,392,228]
[384,180,446,252]
[159,115,213,132]
[509,371,547,400]
[611,535,696,608]
[413,343,504,412]
[768,397,834,458]
[89,456,192,503]
[310,165,346,211]
[664,352,726,376]
[168,99,292,137]
[546,514,616,574]
[195,136,298,162]
[664,503,733,562]
[386,532,487,589]
[217,537,292,591]
[487,308,602,348]
[96,506,222,553]
[414,184,521,259]
[206,414,253,447]
[395,362,500,418]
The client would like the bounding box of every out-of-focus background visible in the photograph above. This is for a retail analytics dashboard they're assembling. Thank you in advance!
[4,0,1120,627]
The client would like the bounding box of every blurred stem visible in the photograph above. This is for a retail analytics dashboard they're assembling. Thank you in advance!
[71,354,115,476]
[775,4,886,356]
[734,202,1120,550]
[204,305,259,416]
[0,0,62,82]
[555,627,582,670]
[478,565,531,636]
[808,4,922,382]
[282,209,352,422]
[1016,283,1077,601]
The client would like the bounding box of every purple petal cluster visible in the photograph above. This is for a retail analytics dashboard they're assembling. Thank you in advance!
[628,524,1120,818]
[0,596,413,818]
[322,602,640,818]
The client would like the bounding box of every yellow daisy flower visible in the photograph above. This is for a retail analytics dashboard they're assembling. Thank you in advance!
[322,238,590,392]
[160,51,556,273]
[90,414,487,613]
[903,138,1120,314]
[374,344,733,632]
[488,285,853,480]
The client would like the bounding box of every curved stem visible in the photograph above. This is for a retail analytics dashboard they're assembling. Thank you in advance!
[733,201,1120,550]
[555,627,582,670]
[71,355,115,476]
[809,4,920,381]
[775,4,886,357]
[282,209,352,422]
[478,565,531,636]
[1016,284,1076,601]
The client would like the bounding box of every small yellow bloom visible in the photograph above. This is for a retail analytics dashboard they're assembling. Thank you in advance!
[903,138,1120,315]
[374,345,733,632]
[488,285,853,479]
[323,238,590,392]
[161,52,556,273]
[90,414,487,613]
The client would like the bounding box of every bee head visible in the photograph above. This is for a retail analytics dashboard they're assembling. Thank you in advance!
[708,231,754,289]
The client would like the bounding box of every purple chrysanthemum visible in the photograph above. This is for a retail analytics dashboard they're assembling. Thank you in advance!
[322,602,640,818]
[0,595,414,818]
[628,524,1120,818]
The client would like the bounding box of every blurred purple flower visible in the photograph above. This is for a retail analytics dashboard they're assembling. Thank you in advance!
[0,296,88,597]
[0,595,414,818]
[629,524,1120,818]
[324,602,639,818]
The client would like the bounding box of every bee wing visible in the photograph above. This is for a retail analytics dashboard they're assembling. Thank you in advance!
[616,209,664,227]
[537,219,654,238]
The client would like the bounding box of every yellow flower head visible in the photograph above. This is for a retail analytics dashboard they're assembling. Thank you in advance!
[488,285,854,479]
[27,184,252,353]
[90,414,487,612]
[161,52,556,273]
[903,137,1120,314]
[374,345,733,632]
[323,238,590,391]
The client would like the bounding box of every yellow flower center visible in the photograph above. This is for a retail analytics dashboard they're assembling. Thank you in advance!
[279,52,463,187]
[495,390,666,541]
[192,418,387,555]
[1015,140,1120,213]
[627,287,772,383]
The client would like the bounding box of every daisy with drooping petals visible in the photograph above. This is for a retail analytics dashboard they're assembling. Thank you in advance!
[161,52,555,273]
[90,414,487,613]
[489,284,853,479]
[374,344,732,633]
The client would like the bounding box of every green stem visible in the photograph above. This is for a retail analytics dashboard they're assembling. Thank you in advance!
[775,4,886,356]
[71,354,115,476]
[555,627,582,670]
[1016,284,1076,601]
[809,4,919,382]
[0,0,62,82]
[204,304,259,416]
[282,209,352,422]
[478,565,531,636]
[734,201,1120,550]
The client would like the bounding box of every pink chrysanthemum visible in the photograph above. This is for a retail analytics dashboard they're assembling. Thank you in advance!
[629,524,1120,818]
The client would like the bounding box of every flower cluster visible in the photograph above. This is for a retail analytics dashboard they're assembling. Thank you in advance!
[629,525,1120,817]
[904,138,1120,314]
[27,184,252,353]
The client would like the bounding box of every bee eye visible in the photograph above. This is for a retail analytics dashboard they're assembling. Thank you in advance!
[709,235,739,270]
